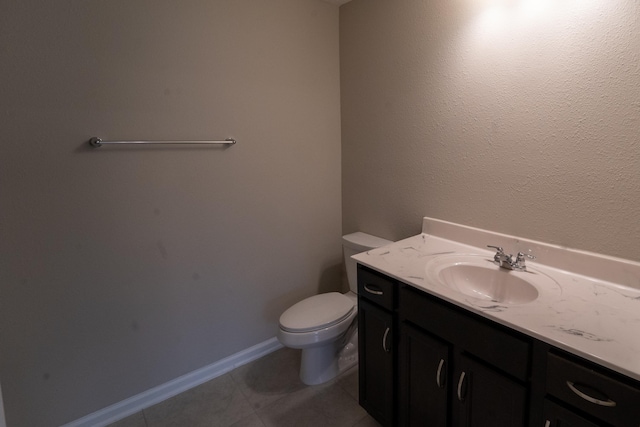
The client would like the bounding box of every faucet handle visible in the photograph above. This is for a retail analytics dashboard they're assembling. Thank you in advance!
[516,252,536,265]
[516,252,536,261]
[514,252,536,271]
[487,245,506,264]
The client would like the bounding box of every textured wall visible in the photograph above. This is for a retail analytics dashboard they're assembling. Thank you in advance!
[341,0,640,260]
[0,1,341,425]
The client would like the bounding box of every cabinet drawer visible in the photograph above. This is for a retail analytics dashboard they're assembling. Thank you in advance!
[400,285,530,381]
[358,265,396,311]
[546,352,640,427]
[543,399,602,427]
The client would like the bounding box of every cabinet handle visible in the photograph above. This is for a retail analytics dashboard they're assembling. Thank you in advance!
[457,371,466,401]
[566,381,617,407]
[436,359,446,389]
[382,327,391,353]
[364,284,383,296]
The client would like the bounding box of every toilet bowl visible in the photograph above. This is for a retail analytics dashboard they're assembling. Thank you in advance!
[277,232,392,385]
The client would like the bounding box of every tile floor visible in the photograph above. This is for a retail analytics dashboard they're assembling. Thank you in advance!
[107,348,381,427]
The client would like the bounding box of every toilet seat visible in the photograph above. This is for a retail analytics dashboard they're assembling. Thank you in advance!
[279,292,355,333]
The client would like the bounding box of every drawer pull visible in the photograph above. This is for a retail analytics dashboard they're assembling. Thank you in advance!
[364,284,383,296]
[382,327,391,353]
[457,371,466,401]
[436,359,446,389]
[566,381,617,407]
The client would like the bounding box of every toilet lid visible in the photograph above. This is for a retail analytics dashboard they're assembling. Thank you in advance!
[279,292,355,333]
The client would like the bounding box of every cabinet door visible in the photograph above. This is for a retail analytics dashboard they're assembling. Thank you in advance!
[455,355,527,427]
[542,399,602,427]
[358,298,394,426]
[399,323,450,427]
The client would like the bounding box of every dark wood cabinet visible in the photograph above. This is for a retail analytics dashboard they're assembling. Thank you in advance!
[358,265,397,427]
[545,351,640,427]
[359,298,394,426]
[399,323,450,427]
[399,285,529,427]
[455,354,527,427]
[357,265,640,427]
[542,399,602,427]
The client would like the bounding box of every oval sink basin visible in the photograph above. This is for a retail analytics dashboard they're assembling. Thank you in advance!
[425,254,557,304]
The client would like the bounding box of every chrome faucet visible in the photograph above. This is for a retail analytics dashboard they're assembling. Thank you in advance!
[487,246,535,271]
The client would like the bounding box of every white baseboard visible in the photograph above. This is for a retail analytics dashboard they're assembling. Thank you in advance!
[60,337,283,427]
[0,381,6,427]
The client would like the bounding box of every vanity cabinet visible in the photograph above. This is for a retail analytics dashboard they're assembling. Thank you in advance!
[357,265,397,427]
[399,323,450,426]
[542,399,602,427]
[543,351,640,427]
[357,265,640,427]
[399,284,529,427]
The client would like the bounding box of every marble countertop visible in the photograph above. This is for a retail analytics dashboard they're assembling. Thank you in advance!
[353,218,640,382]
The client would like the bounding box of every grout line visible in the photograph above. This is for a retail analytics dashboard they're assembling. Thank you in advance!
[229,372,261,427]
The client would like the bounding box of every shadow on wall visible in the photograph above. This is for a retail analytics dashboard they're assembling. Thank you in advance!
[318,262,344,295]
[262,262,344,325]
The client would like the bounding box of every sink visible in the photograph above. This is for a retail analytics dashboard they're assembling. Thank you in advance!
[425,254,558,304]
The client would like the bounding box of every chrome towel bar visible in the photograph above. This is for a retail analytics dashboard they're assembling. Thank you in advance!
[89,137,236,148]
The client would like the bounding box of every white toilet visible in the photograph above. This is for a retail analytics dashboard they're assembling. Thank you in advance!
[277,232,392,385]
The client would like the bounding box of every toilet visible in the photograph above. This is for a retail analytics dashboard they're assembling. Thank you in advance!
[277,232,392,385]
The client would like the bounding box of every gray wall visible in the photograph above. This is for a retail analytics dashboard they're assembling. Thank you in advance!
[341,0,640,260]
[0,1,341,426]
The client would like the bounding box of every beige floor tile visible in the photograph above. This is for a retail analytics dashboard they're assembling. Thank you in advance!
[255,379,367,427]
[352,413,383,427]
[337,365,359,401]
[106,411,147,427]
[228,412,266,427]
[143,373,255,427]
[107,348,372,427]
[230,347,306,410]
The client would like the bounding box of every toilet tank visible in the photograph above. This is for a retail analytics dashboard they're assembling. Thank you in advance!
[342,232,393,294]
